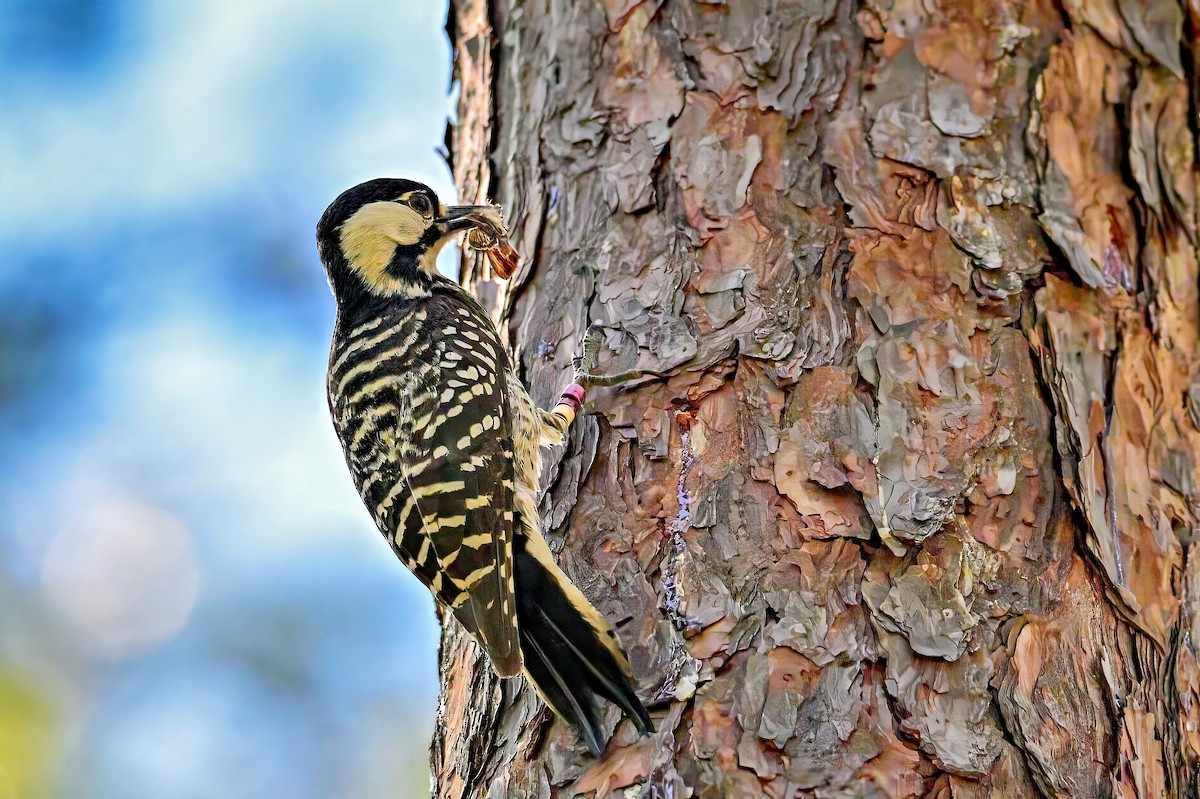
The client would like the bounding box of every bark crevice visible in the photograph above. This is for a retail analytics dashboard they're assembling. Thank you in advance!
[436,0,1200,795]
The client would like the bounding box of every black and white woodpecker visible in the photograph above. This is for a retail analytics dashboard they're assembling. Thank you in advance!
[316,178,652,756]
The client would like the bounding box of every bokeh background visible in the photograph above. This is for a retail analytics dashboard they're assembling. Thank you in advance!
[0,2,456,796]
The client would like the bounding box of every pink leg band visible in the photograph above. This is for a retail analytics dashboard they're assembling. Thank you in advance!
[560,383,586,413]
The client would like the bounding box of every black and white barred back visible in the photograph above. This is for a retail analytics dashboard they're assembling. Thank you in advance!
[328,279,522,674]
[326,275,652,754]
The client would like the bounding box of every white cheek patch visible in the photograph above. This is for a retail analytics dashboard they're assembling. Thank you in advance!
[339,201,431,292]
[389,206,428,246]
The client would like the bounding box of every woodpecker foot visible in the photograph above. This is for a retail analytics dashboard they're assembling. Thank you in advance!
[570,324,653,389]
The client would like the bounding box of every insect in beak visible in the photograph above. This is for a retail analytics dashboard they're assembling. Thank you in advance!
[438,204,521,279]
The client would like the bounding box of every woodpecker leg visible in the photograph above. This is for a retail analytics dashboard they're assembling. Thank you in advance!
[539,327,604,445]
[570,325,649,388]
[539,390,582,445]
[541,326,656,445]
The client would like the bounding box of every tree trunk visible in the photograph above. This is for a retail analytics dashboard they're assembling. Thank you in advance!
[435,1,1200,796]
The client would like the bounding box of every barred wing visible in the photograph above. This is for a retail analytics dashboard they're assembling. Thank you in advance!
[330,293,521,677]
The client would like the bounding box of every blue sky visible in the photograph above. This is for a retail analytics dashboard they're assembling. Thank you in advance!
[0,2,455,796]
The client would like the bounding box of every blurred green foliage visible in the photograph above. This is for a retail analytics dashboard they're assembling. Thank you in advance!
[0,666,56,799]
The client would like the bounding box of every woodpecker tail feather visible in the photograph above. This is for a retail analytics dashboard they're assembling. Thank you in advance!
[514,537,653,757]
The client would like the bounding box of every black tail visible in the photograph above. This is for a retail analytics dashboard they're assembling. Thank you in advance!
[514,541,653,757]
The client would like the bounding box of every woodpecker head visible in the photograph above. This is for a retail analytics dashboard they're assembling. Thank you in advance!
[317,178,511,301]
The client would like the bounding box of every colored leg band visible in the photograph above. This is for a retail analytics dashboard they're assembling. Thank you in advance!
[551,404,577,428]
[560,383,586,413]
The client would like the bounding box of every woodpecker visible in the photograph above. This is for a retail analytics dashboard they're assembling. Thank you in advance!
[316,178,652,756]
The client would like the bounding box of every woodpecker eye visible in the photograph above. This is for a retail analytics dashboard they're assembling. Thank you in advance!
[408,194,433,218]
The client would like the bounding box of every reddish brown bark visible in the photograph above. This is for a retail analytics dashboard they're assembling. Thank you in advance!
[436,1,1200,796]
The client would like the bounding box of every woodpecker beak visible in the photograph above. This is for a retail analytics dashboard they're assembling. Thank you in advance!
[438,205,495,233]
[437,204,521,279]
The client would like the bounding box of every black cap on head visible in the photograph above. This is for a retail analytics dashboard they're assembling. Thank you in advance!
[316,178,437,248]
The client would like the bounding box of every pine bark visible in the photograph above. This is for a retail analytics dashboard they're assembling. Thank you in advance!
[435,1,1200,796]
